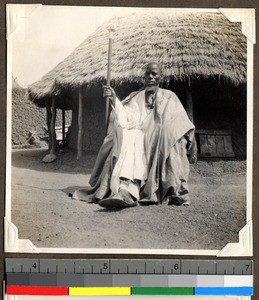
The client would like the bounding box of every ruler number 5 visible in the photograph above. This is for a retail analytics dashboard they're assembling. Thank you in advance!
[103,263,108,270]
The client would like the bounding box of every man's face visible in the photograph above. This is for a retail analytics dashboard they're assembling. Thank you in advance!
[144,63,162,93]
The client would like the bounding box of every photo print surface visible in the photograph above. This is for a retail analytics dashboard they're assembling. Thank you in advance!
[5,5,254,255]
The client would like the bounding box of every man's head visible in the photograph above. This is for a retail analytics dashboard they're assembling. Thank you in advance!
[143,62,163,93]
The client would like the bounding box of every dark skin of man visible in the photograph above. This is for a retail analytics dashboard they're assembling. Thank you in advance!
[103,63,161,99]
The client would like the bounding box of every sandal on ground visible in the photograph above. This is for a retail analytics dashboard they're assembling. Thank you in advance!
[138,198,159,206]
[98,189,137,208]
[167,195,191,206]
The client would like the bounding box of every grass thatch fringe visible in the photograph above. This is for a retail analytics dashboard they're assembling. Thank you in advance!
[29,12,247,104]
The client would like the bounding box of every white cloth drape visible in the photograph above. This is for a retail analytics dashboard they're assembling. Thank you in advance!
[110,93,153,197]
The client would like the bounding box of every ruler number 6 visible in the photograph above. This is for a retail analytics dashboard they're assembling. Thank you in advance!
[32,263,37,269]
[174,263,179,270]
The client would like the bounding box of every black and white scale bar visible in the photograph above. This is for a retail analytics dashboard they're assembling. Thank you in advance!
[5,259,253,275]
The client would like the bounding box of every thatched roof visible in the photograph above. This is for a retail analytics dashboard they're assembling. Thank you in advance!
[29,12,247,105]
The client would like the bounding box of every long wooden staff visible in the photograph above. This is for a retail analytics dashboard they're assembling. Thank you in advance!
[105,28,115,132]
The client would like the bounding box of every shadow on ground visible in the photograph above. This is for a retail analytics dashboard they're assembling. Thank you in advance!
[11,147,246,178]
[11,147,97,175]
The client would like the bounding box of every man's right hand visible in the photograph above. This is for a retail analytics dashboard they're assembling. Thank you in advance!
[103,85,116,102]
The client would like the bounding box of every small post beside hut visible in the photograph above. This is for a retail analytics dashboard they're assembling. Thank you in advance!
[42,96,57,163]
[50,95,57,155]
[46,99,52,151]
[77,86,84,160]
[62,106,66,145]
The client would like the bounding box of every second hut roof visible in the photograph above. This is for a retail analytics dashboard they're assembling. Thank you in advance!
[29,12,247,103]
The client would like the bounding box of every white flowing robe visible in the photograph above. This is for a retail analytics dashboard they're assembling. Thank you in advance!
[79,88,195,204]
[110,93,154,197]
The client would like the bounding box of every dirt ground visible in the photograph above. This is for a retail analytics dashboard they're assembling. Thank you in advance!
[10,147,246,250]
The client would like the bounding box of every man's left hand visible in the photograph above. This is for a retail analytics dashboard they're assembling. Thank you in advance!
[187,136,198,164]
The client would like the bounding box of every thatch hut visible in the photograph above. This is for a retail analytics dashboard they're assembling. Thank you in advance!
[28,12,247,158]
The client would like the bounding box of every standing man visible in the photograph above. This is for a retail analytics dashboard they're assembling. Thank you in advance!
[75,62,197,208]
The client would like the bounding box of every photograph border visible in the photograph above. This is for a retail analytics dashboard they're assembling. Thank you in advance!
[4,5,255,257]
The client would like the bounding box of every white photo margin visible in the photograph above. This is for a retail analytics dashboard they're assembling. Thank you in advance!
[4,5,255,258]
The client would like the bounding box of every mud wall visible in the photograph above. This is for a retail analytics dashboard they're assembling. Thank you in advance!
[12,87,72,145]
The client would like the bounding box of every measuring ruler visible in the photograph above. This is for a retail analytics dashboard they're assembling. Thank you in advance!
[5,259,253,296]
